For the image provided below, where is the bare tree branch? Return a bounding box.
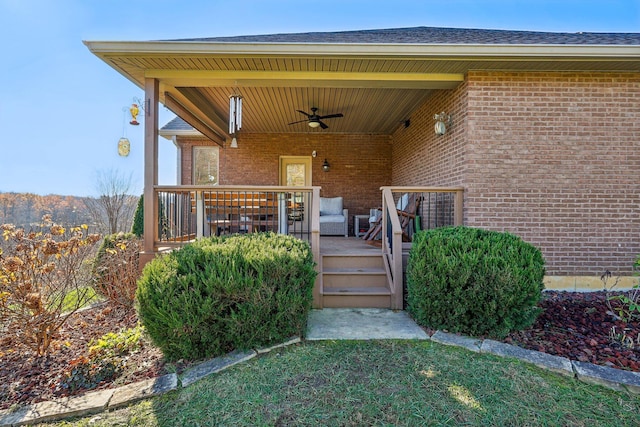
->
[84,170,139,235]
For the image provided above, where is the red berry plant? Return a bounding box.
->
[0,215,101,356]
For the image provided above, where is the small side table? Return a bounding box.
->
[354,214,370,238]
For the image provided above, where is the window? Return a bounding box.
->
[193,146,219,185]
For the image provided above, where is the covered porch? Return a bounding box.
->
[151,185,463,309]
[84,30,473,310]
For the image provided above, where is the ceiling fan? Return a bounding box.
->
[288,107,344,129]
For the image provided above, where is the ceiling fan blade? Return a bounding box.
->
[319,121,328,129]
[318,113,343,120]
[296,110,311,117]
[288,119,309,125]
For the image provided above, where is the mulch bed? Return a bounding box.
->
[0,304,167,411]
[504,290,640,371]
[1,291,639,411]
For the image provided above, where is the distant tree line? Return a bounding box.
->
[0,192,139,235]
[0,170,140,236]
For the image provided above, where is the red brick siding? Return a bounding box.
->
[392,80,468,186]
[391,71,640,276]
[178,133,392,233]
[465,71,640,275]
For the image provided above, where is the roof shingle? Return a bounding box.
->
[171,26,640,45]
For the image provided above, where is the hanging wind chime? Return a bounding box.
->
[229,93,242,148]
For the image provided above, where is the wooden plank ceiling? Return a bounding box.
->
[99,52,639,140]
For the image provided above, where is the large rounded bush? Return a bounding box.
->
[136,232,317,361]
[406,226,545,338]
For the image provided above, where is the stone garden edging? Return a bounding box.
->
[2,333,640,426]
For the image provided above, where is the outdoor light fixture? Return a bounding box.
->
[230,137,238,148]
[433,112,452,135]
[322,159,330,172]
[308,120,321,128]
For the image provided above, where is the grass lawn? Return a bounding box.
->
[44,340,640,426]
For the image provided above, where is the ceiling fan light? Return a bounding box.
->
[308,121,321,128]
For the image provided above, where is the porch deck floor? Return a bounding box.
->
[319,236,381,255]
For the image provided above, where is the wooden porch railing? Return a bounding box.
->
[380,186,464,309]
[152,185,319,241]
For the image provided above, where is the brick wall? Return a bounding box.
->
[392,80,468,186]
[178,133,392,234]
[465,71,640,275]
[392,71,640,276]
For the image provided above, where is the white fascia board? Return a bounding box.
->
[83,40,640,60]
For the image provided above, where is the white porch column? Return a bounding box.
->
[140,78,159,268]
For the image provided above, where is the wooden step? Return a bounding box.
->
[320,252,392,308]
[322,269,388,288]
[322,254,385,270]
[322,287,391,308]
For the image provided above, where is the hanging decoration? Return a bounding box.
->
[129,103,140,125]
[118,107,131,157]
[118,137,131,157]
[229,94,243,134]
[229,93,242,148]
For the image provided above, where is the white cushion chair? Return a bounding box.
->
[319,196,348,237]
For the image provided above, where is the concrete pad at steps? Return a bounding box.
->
[481,339,573,376]
[306,308,429,340]
[430,331,482,353]
[181,350,257,388]
[0,388,113,427]
[109,373,178,409]
[573,361,640,393]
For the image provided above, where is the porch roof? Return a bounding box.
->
[84,26,640,143]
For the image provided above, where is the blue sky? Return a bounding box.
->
[0,0,638,197]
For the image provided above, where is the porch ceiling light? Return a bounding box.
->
[308,120,321,128]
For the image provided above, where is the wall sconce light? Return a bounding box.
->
[433,112,452,135]
[312,150,317,158]
[322,159,330,172]
[230,136,238,148]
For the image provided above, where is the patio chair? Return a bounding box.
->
[319,196,348,237]
[363,193,420,242]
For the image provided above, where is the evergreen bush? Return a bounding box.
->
[136,232,317,361]
[406,226,545,338]
[131,195,143,237]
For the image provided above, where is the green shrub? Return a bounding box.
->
[136,232,317,361]
[131,195,144,237]
[92,233,142,308]
[62,325,144,392]
[406,226,545,339]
